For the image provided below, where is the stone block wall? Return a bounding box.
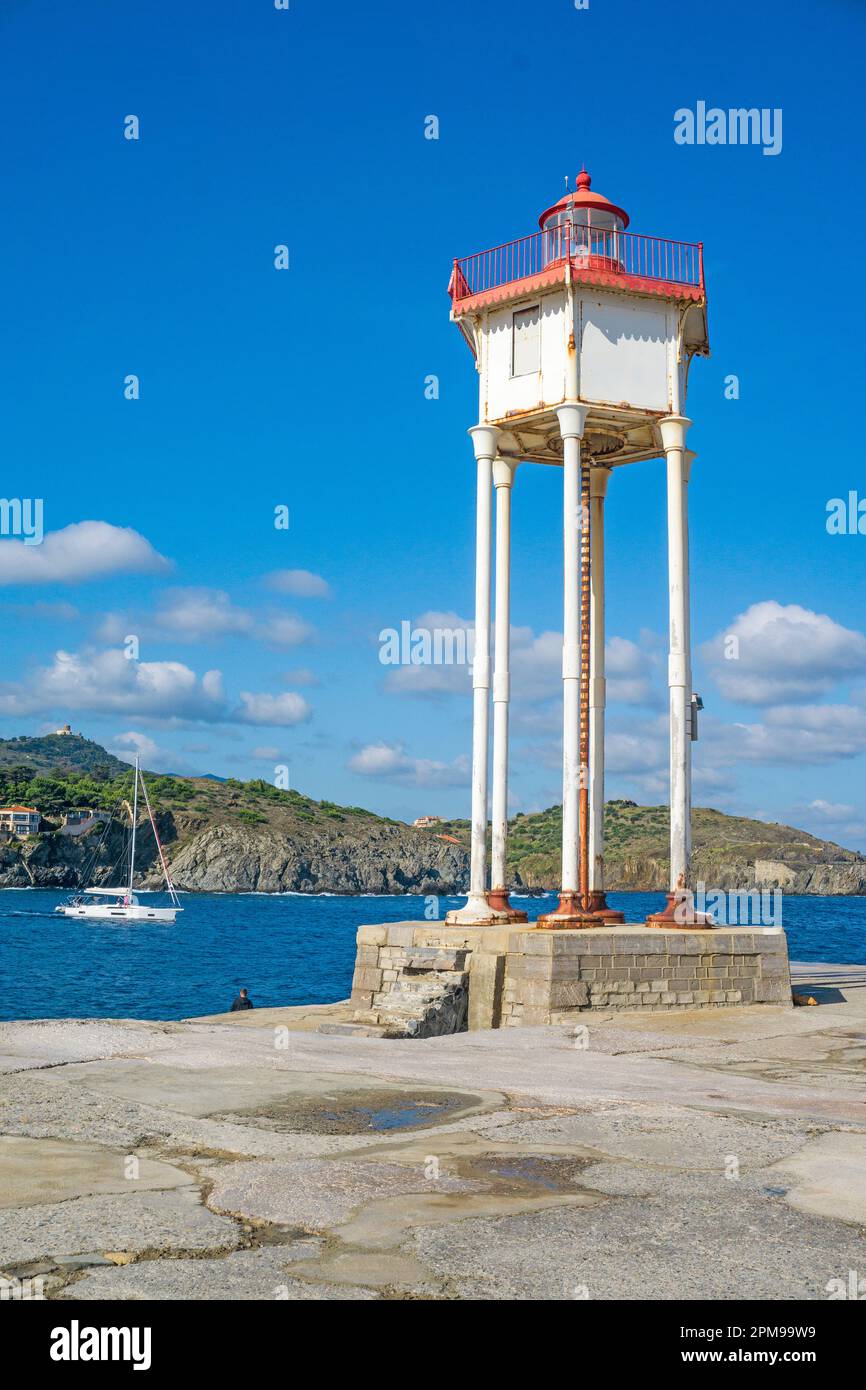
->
[348,922,792,1035]
[350,925,470,1036]
[501,928,790,1027]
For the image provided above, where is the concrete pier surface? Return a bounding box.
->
[1,959,865,1301]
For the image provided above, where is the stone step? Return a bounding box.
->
[405,948,469,972]
[318,1021,389,1038]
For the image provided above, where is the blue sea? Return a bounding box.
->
[0,889,864,1023]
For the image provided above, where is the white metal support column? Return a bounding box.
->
[659,415,692,902]
[588,466,610,897]
[446,424,506,925]
[682,447,696,873]
[488,457,525,919]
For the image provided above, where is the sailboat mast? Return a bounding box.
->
[138,764,180,907]
[128,755,139,900]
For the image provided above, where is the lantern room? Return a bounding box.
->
[539,168,629,271]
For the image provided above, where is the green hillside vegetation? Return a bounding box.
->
[0,735,862,892]
[436,798,864,889]
[0,735,396,838]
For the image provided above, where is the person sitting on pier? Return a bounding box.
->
[230,987,254,1012]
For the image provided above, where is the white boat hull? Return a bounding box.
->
[57,757,182,924]
[55,904,181,923]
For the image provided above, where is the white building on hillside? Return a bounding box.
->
[0,806,40,837]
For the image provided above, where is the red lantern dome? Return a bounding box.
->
[538,168,630,232]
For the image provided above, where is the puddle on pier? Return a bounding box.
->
[211,1088,477,1136]
[455,1153,594,1195]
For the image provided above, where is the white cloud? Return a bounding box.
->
[384,663,470,696]
[606,636,661,706]
[703,704,866,766]
[0,645,313,731]
[110,731,162,763]
[265,569,331,598]
[0,522,170,586]
[347,740,470,789]
[153,589,254,640]
[805,798,858,820]
[380,611,472,697]
[788,798,866,851]
[107,730,193,772]
[701,601,866,705]
[95,588,316,648]
[7,600,80,621]
[94,611,127,643]
[281,667,319,688]
[235,691,312,727]
[383,615,658,707]
[0,648,225,722]
[251,745,281,760]
[510,629,562,701]
[606,725,668,776]
[263,615,316,647]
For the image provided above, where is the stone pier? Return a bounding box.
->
[345,922,792,1037]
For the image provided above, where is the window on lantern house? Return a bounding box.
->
[541,209,623,266]
[512,304,540,376]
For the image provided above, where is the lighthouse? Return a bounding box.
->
[445,169,710,927]
[348,201,789,1029]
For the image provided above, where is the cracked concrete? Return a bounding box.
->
[0,959,864,1301]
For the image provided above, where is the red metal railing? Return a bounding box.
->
[450,223,704,303]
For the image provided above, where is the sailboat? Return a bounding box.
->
[55,757,183,923]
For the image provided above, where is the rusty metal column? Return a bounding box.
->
[537,402,599,929]
[588,465,624,923]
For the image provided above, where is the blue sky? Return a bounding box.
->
[1,0,866,848]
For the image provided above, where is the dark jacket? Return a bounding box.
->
[230,994,254,1011]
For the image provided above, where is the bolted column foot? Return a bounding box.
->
[445,894,513,926]
[586,890,625,924]
[645,876,715,929]
[485,888,528,923]
[536,891,606,930]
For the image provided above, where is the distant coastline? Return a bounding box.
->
[1,733,864,897]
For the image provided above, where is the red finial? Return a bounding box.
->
[576,168,591,190]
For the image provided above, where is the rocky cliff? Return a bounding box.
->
[0,806,470,896]
[161,820,468,895]
[3,801,865,896]
[0,733,863,896]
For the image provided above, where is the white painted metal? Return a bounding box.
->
[682,448,696,872]
[588,466,611,893]
[579,297,670,412]
[446,425,506,925]
[556,403,590,893]
[661,415,693,891]
[490,457,516,891]
[478,291,677,427]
